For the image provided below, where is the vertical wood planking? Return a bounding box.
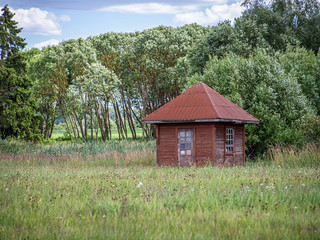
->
[243,125,245,165]
[156,125,159,165]
[211,124,215,166]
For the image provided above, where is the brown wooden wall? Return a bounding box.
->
[156,123,245,167]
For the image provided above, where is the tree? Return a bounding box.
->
[280,47,320,115]
[0,5,26,63]
[188,19,273,74]
[120,25,209,139]
[0,5,40,140]
[242,0,320,53]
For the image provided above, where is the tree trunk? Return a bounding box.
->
[113,102,122,140]
[95,102,106,141]
[90,106,93,141]
[49,116,55,139]
[72,106,84,139]
[102,101,109,140]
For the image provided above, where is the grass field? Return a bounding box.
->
[51,128,143,140]
[0,140,319,239]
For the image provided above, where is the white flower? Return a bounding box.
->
[5,188,8,191]
[137,182,143,188]
[103,215,106,218]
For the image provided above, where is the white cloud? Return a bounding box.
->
[11,7,70,35]
[174,2,244,25]
[59,15,71,22]
[33,39,61,49]
[100,3,198,14]
[200,0,230,4]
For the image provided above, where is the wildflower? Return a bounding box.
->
[5,188,8,191]
[137,182,143,188]
[294,206,298,209]
[38,198,43,205]
[267,213,270,217]
[103,215,106,218]
[275,200,281,206]
[302,183,305,186]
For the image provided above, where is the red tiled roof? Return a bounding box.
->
[143,82,259,124]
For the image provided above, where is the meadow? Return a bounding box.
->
[0,140,319,239]
[50,129,143,140]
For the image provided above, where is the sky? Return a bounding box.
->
[2,0,246,49]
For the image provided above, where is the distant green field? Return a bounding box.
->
[51,128,143,140]
[0,140,319,239]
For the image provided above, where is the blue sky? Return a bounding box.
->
[2,0,245,49]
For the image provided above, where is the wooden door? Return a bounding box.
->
[178,129,193,167]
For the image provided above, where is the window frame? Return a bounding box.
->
[226,128,234,153]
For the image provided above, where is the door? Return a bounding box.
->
[178,129,193,167]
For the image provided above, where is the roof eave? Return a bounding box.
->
[143,118,259,124]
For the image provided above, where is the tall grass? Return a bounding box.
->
[268,144,320,167]
[0,139,156,167]
[50,128,143,140]
[0,140,319,239]
[0,162,319,239]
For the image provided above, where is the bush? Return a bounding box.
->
[187,49,313,156]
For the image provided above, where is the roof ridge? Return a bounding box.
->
[200,82,218,119]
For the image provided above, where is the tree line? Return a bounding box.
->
[1,0,320,156]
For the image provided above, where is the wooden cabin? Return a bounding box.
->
[142,82,259,167]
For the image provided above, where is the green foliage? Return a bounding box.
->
[0,6,40,141]
[120,25,209,115]
[300,115,320,144]
[188,49,312,155]
[242,0,320,53]
[188,19,273,74]
[0,56,41,140]
[0,5,26,61]
[24,12,319,156]
[279,46,320,115]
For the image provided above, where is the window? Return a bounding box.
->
[179,130,192,156]
[226,128,234,153]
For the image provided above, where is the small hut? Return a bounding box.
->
[142,82,259,167]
